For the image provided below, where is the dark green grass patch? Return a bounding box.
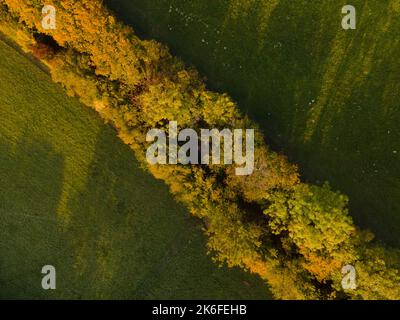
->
[105,0,400,247]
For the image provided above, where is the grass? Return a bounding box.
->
[105,0,400,247]
[0,38,272,299]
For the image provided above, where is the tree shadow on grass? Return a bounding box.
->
[0,135,64,299]
[62,126,272,299]
[104,0,400,247]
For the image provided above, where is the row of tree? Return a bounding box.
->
[1,0,398,299]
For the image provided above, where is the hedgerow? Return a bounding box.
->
[0,0,398,299]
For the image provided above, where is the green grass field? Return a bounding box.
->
[0,39,272,299]
[105,0,400,247]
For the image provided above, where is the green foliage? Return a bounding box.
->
[265,183,354,252]
[205,202,264,269]
[264,183,357,282]
[352,245,400,300]
[138,76,200,128]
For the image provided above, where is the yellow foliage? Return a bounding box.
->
[2,0,398,300]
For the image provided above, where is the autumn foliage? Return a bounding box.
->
[0,0,398,299]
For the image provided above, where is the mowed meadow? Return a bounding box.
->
[105,0,400,247]
[0,39,272,299]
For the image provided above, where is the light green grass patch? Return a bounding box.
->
[0,39,271,299]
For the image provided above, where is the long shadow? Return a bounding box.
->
[62,126,272,299]
[0,136,65,299]
[104,0,400,247]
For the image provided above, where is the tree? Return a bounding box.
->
[264,183,357,281]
